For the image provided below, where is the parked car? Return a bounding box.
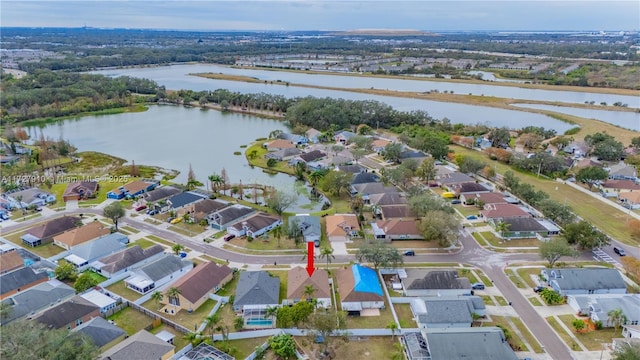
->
[451,199,461,204]
[166,217,175,223]
[403,250,415,256]
[135,205,147,211]
[170,217,183,224]
[471,282,485,290]
[146,209,157,216]
[534,286,545,293]
[179,251,187,258]
[613,247,626,256]
[466,215,477,220]
[34,207,43,212]
[223,234,235,241]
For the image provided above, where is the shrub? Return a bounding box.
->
[564,127,580,135]
[594,320,603,330]
[540,288,565,305]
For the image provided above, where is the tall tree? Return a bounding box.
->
[319,246,335,270]
[356,242,403,270]
[166,287,182,310]
[607,308,627,333]
[208,173,222,193]
[416,157,436,184]
[265,189,295,216]
[539,238,577,267]
[103,201,125,230]
[302,285,316,302]
[382,142,403,163]
[172,244,185,255]
[562,220,609,250]
[419,210,461,247]
[220,168,229,196]
[488,127,511,148]
[320,171,353,197]
[305,309,347,355]
[576,166,608,191]
[151,291,163,310]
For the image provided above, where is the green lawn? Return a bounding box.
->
[146,235,175,247]
[494,296,509,306]
[2,231,65,258]
[546,316,582,351]
[122,226,140,234]
[394,303,416,328]
[475,270,494,287]
[516,268,544,288]
[528,297,543,306]
[150,324,189,353]
[225,337,269,360]
[107,307,154,336]
[84,270,107,284]
[453,204,481,217]
[142,298,217,331]
[266,270,289,303]
[131,238,157,249]
[480,295,496,306]
[217,273,240,297]
[345,294,395,329]
[511,317,544,353]
[505,269,526,288]
[457,269,480,284]
[558,314,618,351]
[105,280,143,301]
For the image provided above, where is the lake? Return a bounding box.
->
[511,104,640,131]
[94,65,576,133]
[25,105,324,213]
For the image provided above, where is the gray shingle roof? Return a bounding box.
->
[234,271,280,308]
[98,329,174,360]
[68,233,128,262]
[138,255,192,282]
[168,191,207,209]
[351,172,379,185]
[35,295,99,329]
[93,245,164,275]
[1,280,74,324]
[298,150,326,163]
[142,186,182,202]
[208,204,255,226]
[549,268,626,291]
[289,215,321,243]
[414,296,485,325]
[406,270,471,290]
[0,267,49,296]
[24,216,80,239]
[74,317,126,347]
[423,328,518,360]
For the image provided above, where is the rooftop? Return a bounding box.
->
[168,262,233,303]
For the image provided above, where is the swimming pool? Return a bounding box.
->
[246,319,273,326]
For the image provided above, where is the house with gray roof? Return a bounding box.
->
[125,254,193,294]
[233,271,280,312]
[410,296,485,329]
[98,329,175,360]
[403,327,518,360]
[367,192,407,206]
[4,187,56,208]
[21,216,81,247]
[0,279,74,325]
[436,172,475,187]
[568,294,640,327]
[73,316,126,350]
[351,182,397,197]
[289,150,326,165]
[541,268,627,296]
[35,295,100,330]
[265,147,301,161]
[0,266,50,300]
[351,172,379,186]
[165,191,208,212]
[288,215,321,246]
[64,233,128,271]
[226,213,282,239]
[402,269,472,297]
[90,244,165,278]
[207,204,255,230]
[608,161,637,181]
[141,186,182,203]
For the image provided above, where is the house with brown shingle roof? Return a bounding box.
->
[21,216,81,247]
[325,214,361,242]
[286,267,331,308]
[461,192,507,206]
[378,204,416,220]
[53,221,110,250]
[265,139,296,152]
[63,181,99,201]
[371,219,423,242]
[107,180,157,200]
[619,192,640,209]
[0,251,24,274]
[335,264,384,315]
[161,262,233,313]
[480,204,530,220]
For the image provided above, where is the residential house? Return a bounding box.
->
[350,172,379,186]
[265,139,296,152]
[305,128,322,143]
[264,147,301,161]
[0,279,74,325]
[286,267,331,308]
[622,324,640,339]
[461,192,507,206]
[402,328,518,360]
[90,244,165,278]
[351,182,396,197]
[179,343,235,360]
[372,138,391,153]
[52,221,110,250]
[567,294,640,327]
[335,264,384,315]
[378,204,416,220]
[289,150,326,166]
[106,180,157,200]
[334,130,357,144]
[436,172,475,187]
[288,215,321,247]
[125,255,193,294]
[64,233,128,271]
[618,192,640,209]
[318,154,352,168]
[600,180,640,192]
[181,198,228,221]
[0,267,50,300]
[400,150,428,164]
[0,251,25,274]
[325,214,360,242]
[161,191,208,213]
[20,216,80,247]
[541,268,627,296]
[565,141,589,157]
[572,158,603,169]
[367,192,407,206]
[226,213,282,239]
[371,219,423,241]
[35,295,100,330]
[98,329,175,360]
[489,217,560,239]
[0,242,17,254]
[233,271,279,313]
[4,188,56,208]
[280,132,308,145]
[80,289,117,314]
[161,262,233,313]
[207,204,255,230]
[402,269,472,297]
[73,317,127,351]
[480,203,531,220]
[140,186,182,204]
[608,161,637,181]
[447,182,491,198]
[62,181,99,201]
[410,296,486,328]
[337,164,365,174]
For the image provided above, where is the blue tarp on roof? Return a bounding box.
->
[352,264,383,296]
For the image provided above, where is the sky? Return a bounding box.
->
[1,1,638,32]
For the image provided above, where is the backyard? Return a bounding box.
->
[106,307,154,335]
[105,280,143,301]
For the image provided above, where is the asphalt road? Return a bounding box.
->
[1,208,611,360]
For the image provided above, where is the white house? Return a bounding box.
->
[125,255,192,294]
[541,268,627,296]
[226,213,282,239]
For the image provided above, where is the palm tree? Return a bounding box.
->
[265,305,279,321]
[271,225,283,248]
[204,314,220,338]
[386,321,399,340]
[308,170,325,188]
[303,285,316,302]
[183,331,201,346]
[319,246,335,270]
[208,174,222,194]
[495,220,510,238]
[172,244,185,255]
[166,287,182,311]
[608,308,627,333]
[150,291,163,310]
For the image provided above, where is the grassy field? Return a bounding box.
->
[345,297,395,329]
[450,145,637,245]
[224,336,269,360]
[84,270,107,284]
[130,238,157,249]
[122,226,140,234]
[457,269,480,284]
[146,235,175,247]
[494,296,509,306]
[528,297,543,306]
[393,303,416,328]
[557,314,618,351]
[546,316,582,351]
[107,307,154,336]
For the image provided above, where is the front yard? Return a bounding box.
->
[557,314,618,351]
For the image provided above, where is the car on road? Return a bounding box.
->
[471,282,485,290]
[403,250,415,256]
[613,247,626,256]
[534,286,545,293]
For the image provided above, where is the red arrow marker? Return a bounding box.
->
[306,241,315,277]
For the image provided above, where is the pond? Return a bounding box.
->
[511,104,640,131]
